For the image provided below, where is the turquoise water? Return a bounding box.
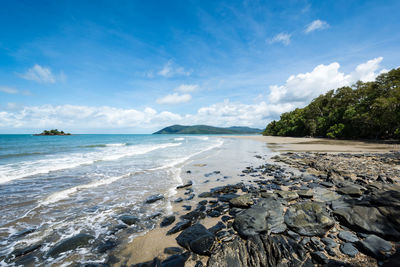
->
[0,134,224,265]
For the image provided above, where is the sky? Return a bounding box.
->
[1,0,400,133]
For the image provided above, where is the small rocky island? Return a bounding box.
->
[34,129,71,136]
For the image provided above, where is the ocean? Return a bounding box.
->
[0,134,225,266]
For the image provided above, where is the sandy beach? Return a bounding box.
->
[109,136,400,266]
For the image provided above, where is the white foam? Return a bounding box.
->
[0,142,181,184]
[105,143,127,147]
[174,137,185,141]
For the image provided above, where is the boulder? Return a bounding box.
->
[160,216,176,227]
[176,224,215,255]
[229,194,253,208]
[284,202,334,236]
[338,231,359,243]
[333,205,400,240]
[337,185,364,197]
[356,234,393,260]
[176,181,193,189]
[161,253,190,267]
[276,190,299,201]
[47,234,94,257]
[166,220,192,235]
[313,188,340,202]
[340,243,358,257]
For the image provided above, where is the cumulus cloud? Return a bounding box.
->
[269,33,291,46]
[305,19,329,33]
[19,64,57,83]
[156,93,192,105]
[267,57,385,105]
[158,60,191,77]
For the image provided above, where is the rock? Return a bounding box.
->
[181,210,205,223]
[207,235,306,267]
[338,231,359,243]
[297,189,313,198]
[176,224,215,255]
[337,185,364,197]
[313,187,340,202]
[182,205,191,211]
[119,215,140,226]
[310,251,328,264]
[161,216,176,227]
[161,253,190,267]
[287,230,301,241]
[340,243,358,257]
[166,220,192,235]
[131,258,161,267]
[145,194,164,204]
[198,200,208,205]
[284,202,334,236]
[276,190,299,201]
[207,210,221,217]
[356,234,393,260]
[218,194,239,202]
[47,234,94,257]
[97,239,117,253]
[11,243,42,258]
[164,247,184,255]
[177,180,193,189]
[320,182,334,188]
[208,222,226,234]
[229,194,253,208]
[186,194,195,200]
[233,198,286,238]
[174,197,183,203]
[333,205,400,240]
[321,237,337,248]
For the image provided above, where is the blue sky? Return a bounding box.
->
[1,0,400,133]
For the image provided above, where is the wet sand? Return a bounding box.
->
[230,135,399,152]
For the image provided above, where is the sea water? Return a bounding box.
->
[0,134,224,266]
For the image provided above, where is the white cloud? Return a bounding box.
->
[157,60,191,77]
[267,57,385,104]
[156,93,192,105]
[305,19,329,33]
[0,86,31,95]
[0,104,183,130]
[269,33,291,46]
[175,84,198,93]
[0,86,18,94]
[20,64,57,83]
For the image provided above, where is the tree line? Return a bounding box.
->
[263,67,400,139]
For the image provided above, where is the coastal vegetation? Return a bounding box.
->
[34,129,71,136]
[263,67,400,139]
[154,125,262,134]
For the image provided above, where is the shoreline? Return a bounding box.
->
[108,137,400,266]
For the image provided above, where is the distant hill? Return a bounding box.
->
[153,125,262,134]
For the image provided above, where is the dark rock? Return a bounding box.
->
[218,194,239,202]
[333,205,400,240]
[198,200,208,206]
[326,246,336,256]
[340,242,358,257]
[276,190,299,201]
[47,233,94,257]
[177,180,193,189]
[297,189,313,198]
[313,188,340,202]
[310,237,325,251]
[321,237,337,248]
[145,194,164,204]
[132,257,161,267]
[160,216,176,227]
[148,212,162,219]
[164,247,184,255]
[97,240,117,253]
[186,194,195,200]
[337,185,364,197]
[320,182,334,188]
[194,261,203,267]
[161,253,190,267]
[208,221,226,234]
[182,205,192,211]
[166,220,192,235]
[287,230,300,241]
[11,228,36,238]
[176,224,215,255]
[338,231,359,243]
[207,210,221,217]
[310,251,328,264]
[229,194,253,208]
[221,215,232,222]
[174,197,183,203]
[11,243,42,258]
[181,210,205,223]
[356,234,393,260]
[284,202,334,236]
[119,215,140,226]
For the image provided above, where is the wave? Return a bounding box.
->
[80,143,127,148]
[174,137,185,141]
[0,152,45,159]
[0,142,181,184]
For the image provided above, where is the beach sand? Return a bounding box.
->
[111,136,399,266]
